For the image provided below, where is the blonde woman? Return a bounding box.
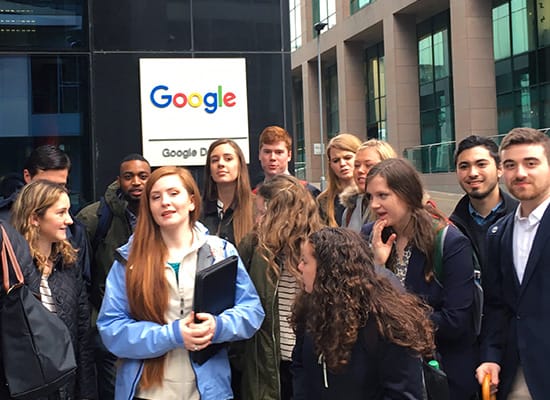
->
[11,180,95,400]
[317,133,362,227]
[237,174,324,400]
[341,139,397,231]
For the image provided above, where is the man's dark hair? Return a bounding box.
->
[454,135,500,166]
[119,153,149,166]
[24,145,71,177]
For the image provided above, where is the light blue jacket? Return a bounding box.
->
[97,224,265,400]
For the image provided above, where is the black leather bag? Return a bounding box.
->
[0,225,77,400]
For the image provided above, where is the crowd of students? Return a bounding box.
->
[0,125,549,400]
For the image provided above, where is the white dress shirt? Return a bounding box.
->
[512,196,550,284]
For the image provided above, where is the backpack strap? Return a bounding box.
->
[196,242,213,273]
[92,197,113,251]
[433,225,449,285]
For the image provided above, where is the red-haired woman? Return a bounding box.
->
[97,166,264,400]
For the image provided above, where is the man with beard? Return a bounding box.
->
[77,153,150,400]
[450,135,517,276]
[476,127,550,399]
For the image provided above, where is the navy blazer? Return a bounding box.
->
[362,223,479,400]
[481,204,550,399]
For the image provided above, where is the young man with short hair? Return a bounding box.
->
[450,135,517,274]
[255,125,320,197]
[76,153,151,400]
[476,127,550,399]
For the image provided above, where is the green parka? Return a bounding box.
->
[237,232,284,400]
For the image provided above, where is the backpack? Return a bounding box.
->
[91,197,113,252]
[433,225,484,336]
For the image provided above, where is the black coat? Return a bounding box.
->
[292,318,424,400]
[450,190,517,275]
[0,220,95,400]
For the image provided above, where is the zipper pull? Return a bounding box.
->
[318,353,328,388]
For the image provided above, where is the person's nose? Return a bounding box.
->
[131,175,141,186]
[65,213,73,225]
[297,261,304,273]
[370,197,379,209]
[515,164,527,179]
[469,166,479,178]
[161,192,171,206]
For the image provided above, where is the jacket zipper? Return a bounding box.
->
[318,354,328,388]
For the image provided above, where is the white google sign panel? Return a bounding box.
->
[139,58,249,166]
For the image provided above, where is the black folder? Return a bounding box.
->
[191,255,238,364]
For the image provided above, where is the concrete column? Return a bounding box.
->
[302,61,322,182]
[450,0,497,141]
[336,41,367,137]
[383,13,420,155]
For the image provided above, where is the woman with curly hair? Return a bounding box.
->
[292,227,434,399]
[341,138,397,231]
[361,158,479,400]
[317,133,362,227]
[11,180,96,400]
[200,139,254,246]
[237,174,324,400]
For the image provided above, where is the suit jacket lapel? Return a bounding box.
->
[499,217,520,291]
[518,205,550,297]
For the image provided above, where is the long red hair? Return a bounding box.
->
[126,166,201,389]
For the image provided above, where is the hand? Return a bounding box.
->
[370,219,396,266]
[179,312,216,352]
[476,362,500,393]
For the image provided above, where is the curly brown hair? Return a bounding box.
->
[257,174,323,283]
[291,227,435,373]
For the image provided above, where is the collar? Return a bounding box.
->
[514,195,550,225]
[468,199,503,226]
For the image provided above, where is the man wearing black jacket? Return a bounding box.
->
[450,135,517,275]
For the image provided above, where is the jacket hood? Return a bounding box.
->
[339,185,361,209]
[104,180,130,217]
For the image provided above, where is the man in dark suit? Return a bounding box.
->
[476,127,550,399]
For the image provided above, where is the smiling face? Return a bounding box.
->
[366,175,412,231]
[354,148,382,192]
[259,141,292,180]
[149,174,196,231]
[34,192,73,245]
[298,240,317,293]
[502,143,550,214]
[329,148,355,183]
[456,146,501,200]
[209,143,240,185]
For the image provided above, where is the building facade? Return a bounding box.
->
[290,0,549,191]
[0,0,292,206]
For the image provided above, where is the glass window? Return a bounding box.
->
[292,77,306,179]
[493,0,550,133]
[511,0,536,55]
[493,3,511,60]
[290,0,302,50]
[350,0,375,15]
[0,55,90,208]
[365,43,386,140]
[0,1,86,50]
[325,64,339,138]
[313,0,336,32]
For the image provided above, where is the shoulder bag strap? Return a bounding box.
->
[1,225,24,292]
